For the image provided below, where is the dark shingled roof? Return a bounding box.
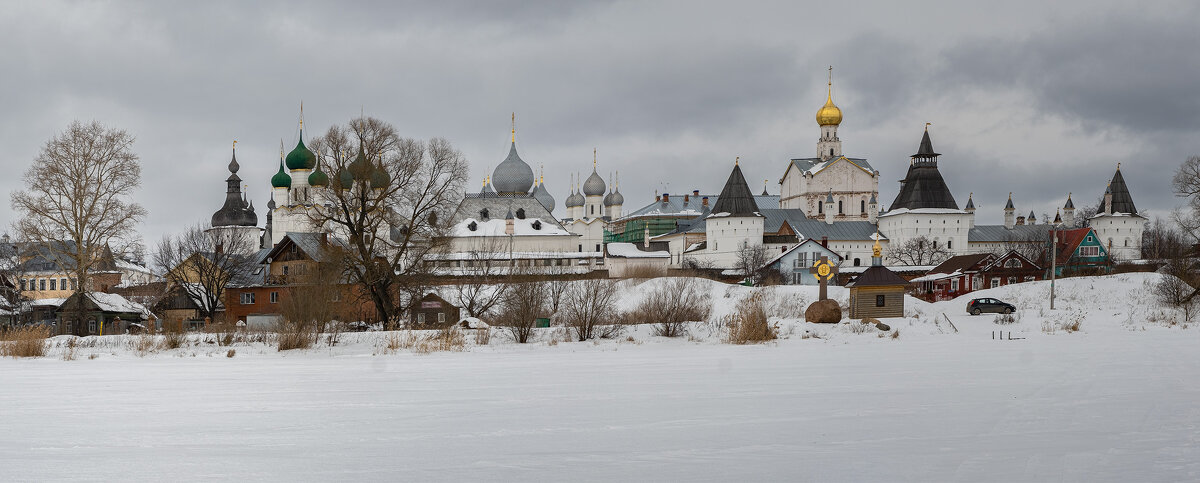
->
[888,130,958,211]
[1099,168,1138,215]
[710,164,760,216]
[846,265,909,287]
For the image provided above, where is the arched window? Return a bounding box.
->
[861,200,866,213]
[853,258,861,266]
[818,203,823,214]
[830,148,834,156]
[838,200,843,214]
[947,240,953,249]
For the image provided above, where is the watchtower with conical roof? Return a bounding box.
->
[705,159,766,269]
[1089,164,1147,260]
[877,125,973,258]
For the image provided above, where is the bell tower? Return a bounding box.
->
[815,66,843,161]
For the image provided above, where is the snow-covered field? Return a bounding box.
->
[2,273,1199,481]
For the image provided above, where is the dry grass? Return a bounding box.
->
[226,349,236,358]
[130,334,158,357]
[618,264,667,279]
[0,325,50,358]
[725,292,777,344]
[473,328,491,345]
[61,337,77,361]
[379,328,466,354]
[846,321,871,334]
[277,321,317,351]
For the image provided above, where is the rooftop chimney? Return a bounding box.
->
[662,193,670,203]
[693,189,700,197]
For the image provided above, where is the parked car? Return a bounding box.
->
[967,298,1016,315]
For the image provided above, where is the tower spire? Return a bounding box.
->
[593,148,597,169]
[827,65,833,98]
[299,101,304,132]
[511,112,515,143]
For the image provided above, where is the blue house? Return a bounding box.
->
[762,239,843,285]
[1049,227,1111,276]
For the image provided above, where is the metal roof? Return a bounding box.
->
[1099,168,1138,215]
[967,224,1054,242]
[789,156,877,175]
[711,164,759,215]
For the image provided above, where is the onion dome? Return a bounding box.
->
[492,142,535,196]
[308,162,329,187]
[337,169,354,190]
[285,135,317,170]
[565,185,583,207]
[350,146,372,181]
[532,177,555,212]
[370,162,390,190]
[582,169,606,196]
[609,188,624,206]
[816,67,842,126]
[271,159,291,188]
[213,146,258,227]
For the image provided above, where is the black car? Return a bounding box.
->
[967,298,1015,315]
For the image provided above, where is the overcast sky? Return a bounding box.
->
[2,0,1198,245]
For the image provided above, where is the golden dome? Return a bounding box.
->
[816,91,842,126]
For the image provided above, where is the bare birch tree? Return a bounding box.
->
[10,121,146,335]
[154,222,260,324]
[306,116,468,326]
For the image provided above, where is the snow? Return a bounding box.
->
[606,242,669,258]
[2,273,1199,481]
[86,292,151,317]
[880,207,969,216]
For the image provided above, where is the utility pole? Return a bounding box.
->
[1050,223,1059,310]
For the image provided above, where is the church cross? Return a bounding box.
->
[809,255,838,301]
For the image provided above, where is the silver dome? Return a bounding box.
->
[491,143,534,196]
[609,188,624,206]
[532,182,555,212]
[565,185,584,207]
[582,169,606,196]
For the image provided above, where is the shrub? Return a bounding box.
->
[226,349,236,358]
[415,327,466,354]
[277,320,317,351]
[0,325,50,358]
[993,313,1016,325]
[627,277,711,337]
[473,327,491,346]
[561,278,621,341]
[725,292,777,344]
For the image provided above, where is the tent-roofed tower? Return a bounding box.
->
[878,125,972,258]
[705,158,765,269]
[888,125,958,211]
[1090,164,1146,261]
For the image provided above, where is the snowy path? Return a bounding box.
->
[2,330,1198,482]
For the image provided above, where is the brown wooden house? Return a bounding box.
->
[911,250,1043,302]
[409,293,460,328]
[846,265,908,319]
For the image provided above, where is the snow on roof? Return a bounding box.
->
[427,251,603,261]
[839,264,935,274]
[86,292,151,316]
[451,218,573,237]
[607,242,670,258]
[879,207,969,217]
[910,271,959,283]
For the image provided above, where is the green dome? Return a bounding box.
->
[308,164,329,187]
[337,169,354,190]
[370,164,391,190]
[285,136,317,170]
[271,160,291,188]
[350,147,371,181]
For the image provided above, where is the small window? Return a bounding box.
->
[853,258,861,266]
[60,278,67,289]
[283,265,289,276]
[270,291,279,304]
[39,279,46,291]
[19,279,26,291]
[417,313,425,324]
[49,279,56,291]
[947,240,953,249]
[951,279,959,291]
[438,313,446,323]
[838,200,843,214]
[991,278,999,288]
[1087,235,1093,242]
[861,200,866,213]
[1007,276,1016,285]
[88,320,97,334]
[875,295,886,307]
[241,292,255,304]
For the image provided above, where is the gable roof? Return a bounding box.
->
[926,253,994,276]
[762,239,841,269]
[1051,227,1101,265]
[788,156,877,177]
[710,164,760,216]
[261,232,339,264]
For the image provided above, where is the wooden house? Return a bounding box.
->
[846,264,908,319]
[762,239,843,285]
[56,292,152,336]
[1049,227,1111,277]
[409,293,460,328]
[912,250,1043,301]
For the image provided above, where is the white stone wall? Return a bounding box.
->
[1089,215,1146,261]
[878,211,973,258]
[702,215,765,269]
[566,219,607,253]
[780,159,879,219]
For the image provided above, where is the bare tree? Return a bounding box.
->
[884,236,951,266]
[155,223,260,324]
[1142,217,1189,260]
[543,262,573,316]
[734,241,771,285]
[561,278,620,341]
[1073,203,1099,229]
[495,279,547,343]
[10,121,146,335]
[307,116,468,326]
[278,250,344,332]
[447,237,510,318]
[1155,257,1197,321]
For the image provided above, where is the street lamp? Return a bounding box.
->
[1051,209,1061,310]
